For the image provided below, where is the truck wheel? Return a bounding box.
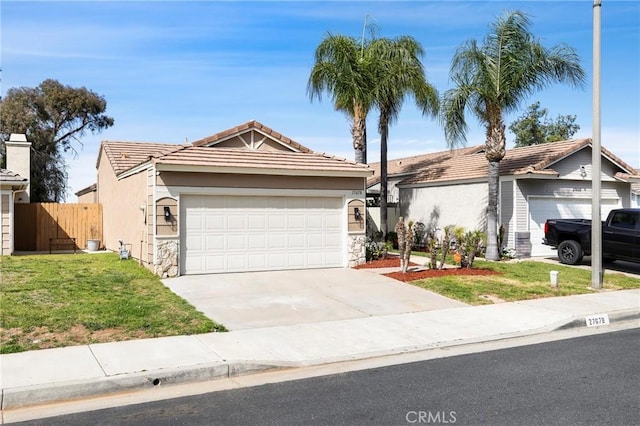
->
[557,240,583,265]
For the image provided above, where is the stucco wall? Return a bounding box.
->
[97,153,150,264]
[399,182,488,233]
[158,172,363,191]
[76,191,97,204]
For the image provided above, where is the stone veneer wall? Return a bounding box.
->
[348,234,366,267]
[155,239,179,278]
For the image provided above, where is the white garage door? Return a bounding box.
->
[529,197,620,256]
[181,195,344,274]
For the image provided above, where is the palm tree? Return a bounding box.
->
[307,34,376,164]
[441,10,585,260]
[370,36,439,236]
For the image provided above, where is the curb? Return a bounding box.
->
[2,308,638,411]
[1,362,281,410]
[553,308,640,331]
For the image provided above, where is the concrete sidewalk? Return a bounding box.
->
[1,289,638,410]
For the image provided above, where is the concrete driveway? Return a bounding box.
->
[162,268,468,330]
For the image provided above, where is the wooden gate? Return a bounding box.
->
[14,203,103,251]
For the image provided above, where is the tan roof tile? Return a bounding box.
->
[100,141,184,175]
[399,139,637,186]
[99,121,371,177]
[0,169,28,183]
[154,147,370,175]
[367,145,484,186]
[192,120,312,153]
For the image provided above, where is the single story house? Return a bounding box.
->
[368,139,640,257]
[0,134,31,255]
[75,183,97,203]
[96,121,372,277]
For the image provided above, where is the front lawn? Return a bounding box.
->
[409,259,640,305]
[0,253,225,354]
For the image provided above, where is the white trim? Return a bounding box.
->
[118,162,153,180]
[156,185,358,199]
[399,177,487,189]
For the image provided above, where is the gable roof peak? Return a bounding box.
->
[191,120,313,153]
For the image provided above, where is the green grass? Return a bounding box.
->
[0,253,225,354]
[409,259,640,305]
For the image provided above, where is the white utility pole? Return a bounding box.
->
[592,0,603,289]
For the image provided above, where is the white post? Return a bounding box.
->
[591,0,603,289]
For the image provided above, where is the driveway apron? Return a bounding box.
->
[162,268,467,330]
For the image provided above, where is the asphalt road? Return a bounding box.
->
[15,328,640,426]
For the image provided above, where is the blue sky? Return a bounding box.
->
[2,1,639,199]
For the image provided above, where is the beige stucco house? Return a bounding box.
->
[368,139,640,257]
[96,121,372,277]
[75,183,97,203]
[0,134,31,255]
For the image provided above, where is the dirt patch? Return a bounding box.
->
[354,255,501,283]
[1,325,156,352]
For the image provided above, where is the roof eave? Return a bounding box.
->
[154,163,373,178]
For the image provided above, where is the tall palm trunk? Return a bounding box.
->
[379,111,390,236]
[484,120,506,261]
[352,104,367,164]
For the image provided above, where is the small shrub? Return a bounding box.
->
[452,227,486,269]
[366,238,387,261]
[385,231,398,249]
[501,247,517,259]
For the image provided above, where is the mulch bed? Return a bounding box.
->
[354,256,501,283]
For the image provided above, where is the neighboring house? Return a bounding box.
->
[75,183,97,203]
[632,170,640,208]
[96,120,371,277]
[0,134,31,255]
[366,145,484,234]
[368,139,639,257]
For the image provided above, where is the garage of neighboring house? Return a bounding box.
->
[528,197,621,256]
[97,121,371,277]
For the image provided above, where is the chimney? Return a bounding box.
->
[6,133,32,202]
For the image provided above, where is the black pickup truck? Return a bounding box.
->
[543,208,640,265]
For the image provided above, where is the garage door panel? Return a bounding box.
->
[205,214,224,230]
[182,195,345,274]
[205,235,224,250]
[248,214,266,230]
[205,255,224,271]
[288,252,306,267]
[288,214,305,229]
[227,235,246,250]
[287,234,305,249]
[529,197,620,256]
[268,215,285,230]
[268,233,286,249]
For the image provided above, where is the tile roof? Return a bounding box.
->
[153,146,370,175]
[192,120,312,153]
[99,141,184,175]
[100,121,371,177]
[74,183,97,196]
[0,169,27,182]
[399,139,639,186]
[367,145,485,186]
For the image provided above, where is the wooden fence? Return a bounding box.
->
[14,203,103,251]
